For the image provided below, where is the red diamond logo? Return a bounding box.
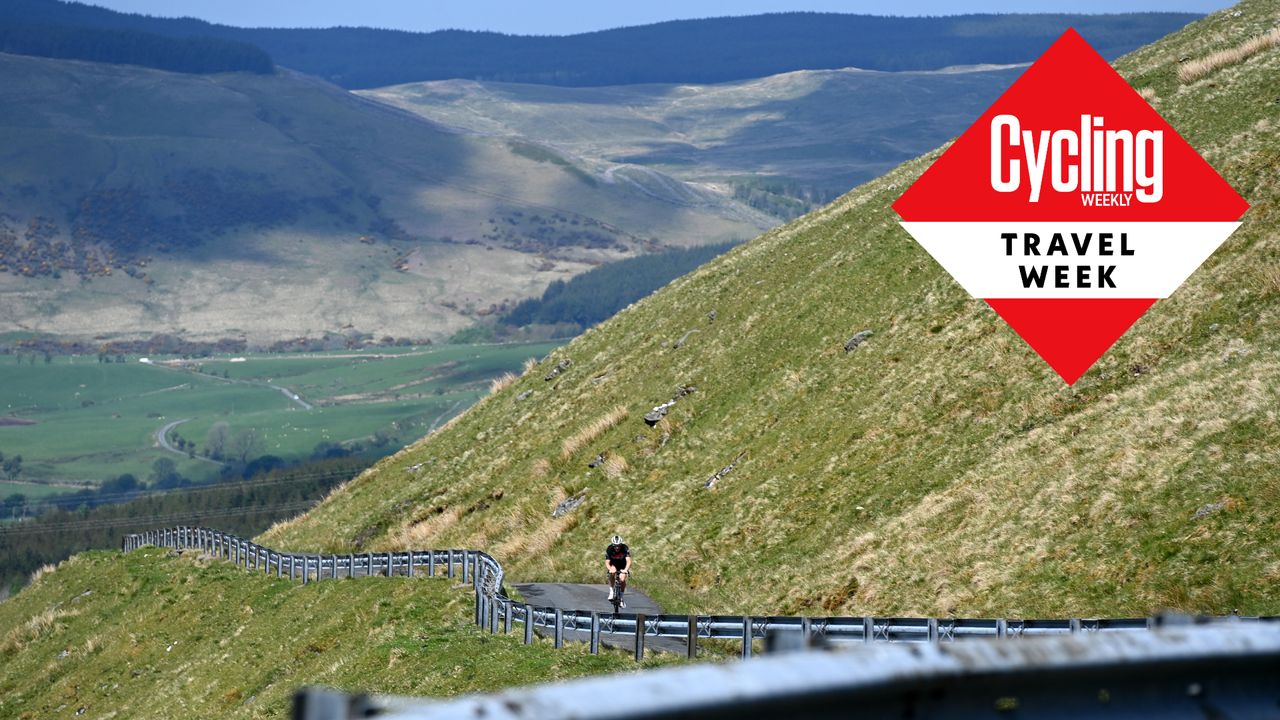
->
[893,29,1248,384]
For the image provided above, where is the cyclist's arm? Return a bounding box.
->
[623,555,632,573]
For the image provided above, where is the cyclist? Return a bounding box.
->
[604,534,631,607]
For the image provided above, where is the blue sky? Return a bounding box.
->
[84,1,1233,35]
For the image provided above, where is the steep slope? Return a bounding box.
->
[0,53,767,343]
[264,1,1280,619]
[365,64,1025,212]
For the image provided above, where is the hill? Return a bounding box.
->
[1,2,1276,715]
[364,64,1028,215]
[0,52,767,344]
[0,20,273,74]
[264,1,1280,620]
[2,0,1198,88]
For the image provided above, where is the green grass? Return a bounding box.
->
[265,0,1280,620]
[0,482,70,501]
[0,549,670,719]
[0,343,558,484]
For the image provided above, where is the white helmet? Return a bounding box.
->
[611,534,624,545]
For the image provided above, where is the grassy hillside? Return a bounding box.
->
[365,65,1026,210]
[264,1,1280,620]
[0,52,767,344]
[0,548,662,718]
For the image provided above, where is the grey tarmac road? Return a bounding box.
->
[512,582,688,654]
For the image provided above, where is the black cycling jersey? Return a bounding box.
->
[605,543,630,569]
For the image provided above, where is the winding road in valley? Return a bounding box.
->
[154,418,225,466]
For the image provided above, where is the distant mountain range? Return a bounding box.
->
[0,53,767,344]
[4,0,1197,87]
[0,2,1203,345]
[365,64,1027,213]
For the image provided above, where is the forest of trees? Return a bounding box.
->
[0,21,273,75]
[6,1,1196,88]
[500,242,737,333]
[0,455,369,596]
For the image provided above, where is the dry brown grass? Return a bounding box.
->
[602,453,629,479]
[1,607,79,655]
[388,507,463,548]
[489,372,517,395]
[521,357,539,376]
[1253,263,1280,298]
[1138,86,1158,102]
[1178,27,1280,83]
[28,563,57,585]
[560,405,629,459]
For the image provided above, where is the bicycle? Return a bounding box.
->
[609,570,627,614]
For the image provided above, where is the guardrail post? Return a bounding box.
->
[330,555,336,580]
[742,616,753,659]
[475,589,483,627]
[1070,618,1082,634]
[407,551,414,578]
[590,612,601,655]
[554,609,564,649]
[928,618,939,643]
[303,557,310,585]
[503,600,512,634]
[997,619,1008,638]
[448,550,456,579]
[635,613,647,662]
[464,553,473,586]
[863,617,874,643]
[800,616,812,647]
[428,551,436,577]
[233,540,239,566]
[687,615,698,659]
[489,600,499,634]
[524,605,534,645]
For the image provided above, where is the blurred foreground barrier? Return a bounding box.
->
[294,622,1280,719]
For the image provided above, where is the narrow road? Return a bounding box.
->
[513,582,688,654]
[154,418,225,465]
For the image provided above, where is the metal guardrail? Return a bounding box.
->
[295,622,1280,719]
[122,527,504,607]
[126,527,1279,663]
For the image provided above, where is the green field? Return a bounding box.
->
[0,342,559,488]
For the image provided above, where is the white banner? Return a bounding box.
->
[900,221,1241,298]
